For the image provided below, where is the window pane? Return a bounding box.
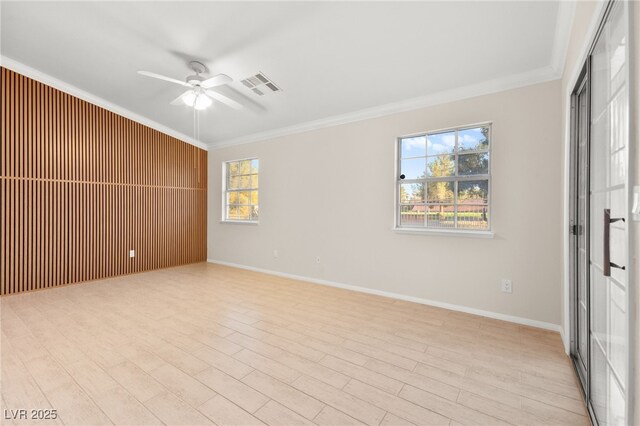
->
[251,174,259,189]
[250,191,259,205]
[227,161,240,176]
[400,205,424,227]
[458,153,489,175]
[427,131,455,155]
[458,127,489,152]
[401,158,425,179]
[227,203,257,221]
[240,160,252,174]
[427,155,455,177]
[426,181,454,203]
[426,205,455,228]
[228,176,240,189]
[250,159,259,174]
[227,192,239,204]
[239,175,251,189]
[400,136,427,158]
[400,183,424,204]
[251,205,259,221]
[458,180,489,204]
[227,205,250,220]
[457,205,489,230]
[236,205,251,219]
[234,191,250,205]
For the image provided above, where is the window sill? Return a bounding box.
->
[220,220,259,225]
[393,227,494,238]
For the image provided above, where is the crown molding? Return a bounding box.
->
[211,64,560,149]
[0,56,208,151]
[550,1,577,76]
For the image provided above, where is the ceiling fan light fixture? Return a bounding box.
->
[182,91,197,107]
[181,90,212,110]
[194,94,212,110]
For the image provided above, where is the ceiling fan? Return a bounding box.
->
[137,61,242,111]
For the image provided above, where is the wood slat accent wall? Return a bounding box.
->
[0,67,207,296]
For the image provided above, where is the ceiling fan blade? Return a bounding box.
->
[170,90,193,106]
[205,89,242,110]
[138,70,191,87]
[201,73,232,89]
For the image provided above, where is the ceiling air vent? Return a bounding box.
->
[241,72,281,96]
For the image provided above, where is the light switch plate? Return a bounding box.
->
[129,250,135,258]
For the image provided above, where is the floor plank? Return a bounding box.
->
[313,405,366,426]
[198,394,266,426]
[195,366,270,413]
[254,400,315,426]
[148,362,216,407]
[343,380,449,426]
[241,370,325,420]
[144,391,213,425]
[291,375,386,425]
[106,360,166,403]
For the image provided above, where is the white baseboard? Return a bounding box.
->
[559,327,570,355]
[206,259,562,333]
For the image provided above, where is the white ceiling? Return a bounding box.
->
[1,2,568,148]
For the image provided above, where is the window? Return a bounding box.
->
[223,158,259,222]
[397,124,490,232]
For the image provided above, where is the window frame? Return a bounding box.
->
[221,157,259,224]
[394,122,493,237]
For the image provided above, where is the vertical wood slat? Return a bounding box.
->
[0,67,208,296]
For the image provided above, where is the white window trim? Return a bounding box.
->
[220,220,259,225]
[393,122,493,236]
[392,227,494,238]
[221,157,259,224]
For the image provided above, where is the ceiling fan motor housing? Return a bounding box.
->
[187,61,207,85]
[186,74,203,85]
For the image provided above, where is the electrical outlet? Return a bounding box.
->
[129,250,135,258]
[273,249,279,258]
[315,256,321,264]
[501,279,512,293]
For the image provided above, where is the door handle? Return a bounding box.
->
[603,208,625,277]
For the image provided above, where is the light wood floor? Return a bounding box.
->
[1,263,588,426]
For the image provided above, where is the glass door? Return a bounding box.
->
[572,67,590,390]
[570,2,630,425]
[589,1,628,424]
